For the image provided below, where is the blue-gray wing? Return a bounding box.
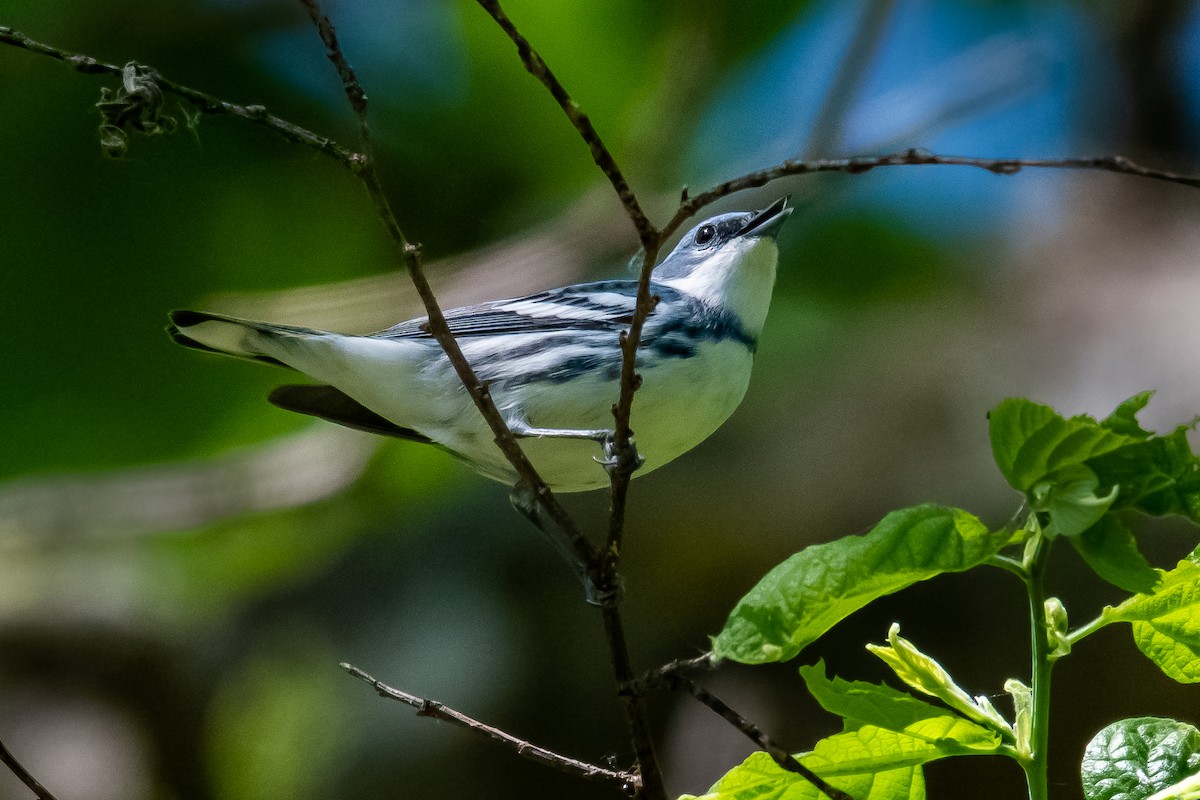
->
[373,280,672,340]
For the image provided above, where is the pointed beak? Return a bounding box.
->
[738,196,792,239]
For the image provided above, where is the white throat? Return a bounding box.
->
[658,237,780,336]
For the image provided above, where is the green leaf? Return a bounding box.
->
[1103,392,1156,439]
[712,505,1008,664]
[799,662,1005,753]
[1082,717,1200,800]
[1087,426,1200,521]
[1147,769,1200,800]
[679,745,925,800]
[1131,619,1200,684]
[989,398,1138,492]
[989,395,1200,526]
[1029,464,1119,538]
[1070,516,1160,595]
[1104,555,1200,683]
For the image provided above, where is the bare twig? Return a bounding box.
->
[0,738,58,800]
[468,5,669,796]
[468,0,669,598]
[628,652,716,697]
[0,26,360,168]
[665,675,853,800]
[341,663,638,794]
[294,0,599,576]
[663,148,1200,239]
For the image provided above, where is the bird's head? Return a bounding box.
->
[653,196,792,335]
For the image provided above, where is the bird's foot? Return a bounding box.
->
[506,415,643,477]
[595,432,645,479]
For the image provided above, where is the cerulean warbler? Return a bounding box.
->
[168,197,792,494]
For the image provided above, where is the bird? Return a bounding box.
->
[168,197,792,501]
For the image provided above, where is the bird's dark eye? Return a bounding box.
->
[694,225,716,245]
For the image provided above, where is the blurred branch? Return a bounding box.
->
[852,34,1051,153]
[0,427,375,543]
[664,674,851,800]
[341,663,638,795]
[0,25,359,167]
[803,0,897,158]
[0,738,58,800]
[204,185,632,332]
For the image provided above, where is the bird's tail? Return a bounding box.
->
[166,310,327,369]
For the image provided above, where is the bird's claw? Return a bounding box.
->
[584,572,625,608]
[593,433,645,478]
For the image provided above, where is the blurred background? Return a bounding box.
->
[2,0,1199,798]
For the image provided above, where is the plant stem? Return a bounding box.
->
[1020,532,1055,800]
[1065,612,1112,648]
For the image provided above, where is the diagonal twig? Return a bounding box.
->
[469,0,660,577]
[665,675,853,800]
[0,738,58,800]
[294,0,599,577]
[0,25,359,168]
[342,663,638,794]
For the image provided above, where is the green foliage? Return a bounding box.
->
[1070,515,1160,595]
[799,661,1006,755]
[865,625,1013,737]
[711,504,1007,664]
[679,748,924,800]
[700,393,1200,800]
[1081,718,1200,800]
[1103,550,1200,684]
[990,394,1200,530]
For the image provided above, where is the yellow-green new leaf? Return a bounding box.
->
[1103,553,1200,683]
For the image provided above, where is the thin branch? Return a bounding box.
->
[472,0,655,247]
[664,148,1200,239]
[0,738,58,800]
[468,5,668,796]
[295,0,599,576]
[628,652,716,697]
[0,25,360,168]
[342,663,638,794]
[665,675,853,800]
[469,2,668,604]
[599,605,663,799]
